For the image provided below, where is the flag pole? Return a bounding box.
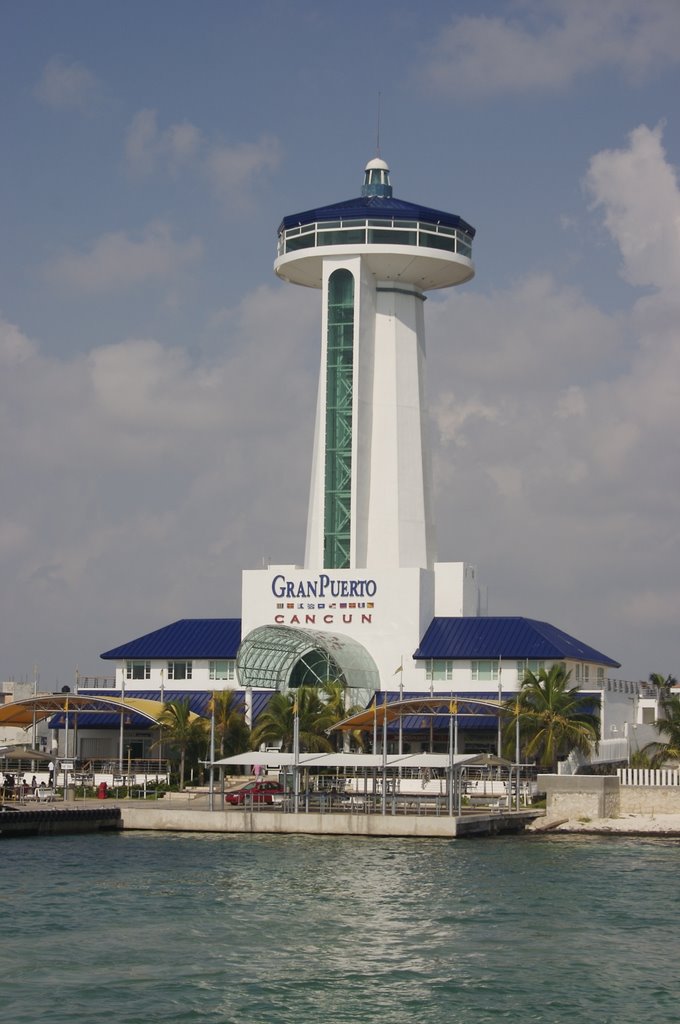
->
[397,656,404,757]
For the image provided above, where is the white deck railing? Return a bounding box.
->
[558,738,629,775]
[617,768,680,787]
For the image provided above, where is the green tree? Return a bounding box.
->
[648,672,678,693]
[250,691,294,751]
[208,689,250,758]
[321,679,365,751]
[321,680,349,721]
[503,664,600,771]
[251,687,336,753]
[157,698,208,790]
[629,748,653,769]
[641,693,680,767]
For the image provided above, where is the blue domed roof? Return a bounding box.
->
[279,194,475,238]
[279,158,475,237]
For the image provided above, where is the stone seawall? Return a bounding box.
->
[542,775,680,820]
[619,786,680,816]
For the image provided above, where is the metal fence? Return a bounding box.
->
[617,768,680,787]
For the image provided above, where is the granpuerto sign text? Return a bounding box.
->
[271,574,377,600]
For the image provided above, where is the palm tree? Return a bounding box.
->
[321,679,365,751]
[157,698,208,790]
[649,672,678,693]
[251,687,336,753]
[251,691,295,751]
[321,680,349,722]
[208,690,250,758]
[504,664,600,771]
[296,686,336,751]
[641,693,680,767]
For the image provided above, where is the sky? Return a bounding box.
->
[1,0,679,689]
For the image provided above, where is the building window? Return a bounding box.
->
[583,664,590,683]
[516,660,545,679]
[167,661,192,681]
[209,660,235,681]
[427,660,453,681]
[472,660,499,682]
[126,660,150,680]
[597,667,604,683]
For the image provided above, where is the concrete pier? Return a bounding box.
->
[118,803,539,838]
[2,797,540,839]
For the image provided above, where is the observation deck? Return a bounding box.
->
[275,158,475,291]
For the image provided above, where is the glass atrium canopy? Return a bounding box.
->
[236,625,380,694]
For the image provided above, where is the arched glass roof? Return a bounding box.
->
[236,625,380,694]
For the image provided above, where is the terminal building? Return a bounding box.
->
[70,157,650,766]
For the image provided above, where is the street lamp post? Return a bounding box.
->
[209,693,216,812]
[381,699,388,815]
[515,702,521,810]
[119,670,126,776]
[293,700,300,814]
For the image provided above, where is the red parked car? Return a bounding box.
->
[225,780,284,805]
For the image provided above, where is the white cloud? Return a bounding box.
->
[124,109,159,175]
[34,56,99,111]
[124,109,280,212]
[125,109,202,177]
[166,121,202,165]
[585,123,680,293]
[0,316,37,366]
[419,1,680,97]
[47,221,203,293]
[427,273,619,394]
[204,136,282,211]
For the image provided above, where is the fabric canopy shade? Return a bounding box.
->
[330,695,512,732]
[0,745,54,762]
[211,750,512,770]
[0,694,197,728]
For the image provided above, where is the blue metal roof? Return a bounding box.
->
[52,688,273,730]
[413,617,620,668]
[279,195,475,237]
[100,619,241,661]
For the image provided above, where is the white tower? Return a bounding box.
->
[275,157,475,572]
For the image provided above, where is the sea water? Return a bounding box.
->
[2,831,677,1024]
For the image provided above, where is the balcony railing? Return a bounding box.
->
[278,217,473,260]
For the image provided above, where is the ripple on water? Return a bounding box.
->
[3,831,679,1023]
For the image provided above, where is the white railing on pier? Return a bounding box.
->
[618,768,680,787]
[593,738,630,764]
[557,737,629,775]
